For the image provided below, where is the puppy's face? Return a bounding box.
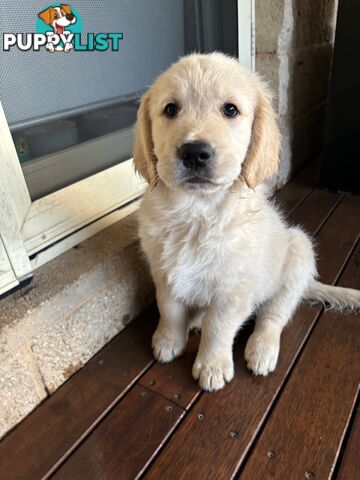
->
[134,53,280,192]
[38,5,76,34]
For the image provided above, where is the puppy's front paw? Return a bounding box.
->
[152,328,186,363]
[245,331,280,376]
[192,355,234,391]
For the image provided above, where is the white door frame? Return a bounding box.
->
[238,0,255,71]
[0,101,146,295]
[0,236,19,295]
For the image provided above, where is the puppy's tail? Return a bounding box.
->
[304,280,360,312]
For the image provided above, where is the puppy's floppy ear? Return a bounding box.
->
[61,4,72,15]
[38,7,53,25]
[133,91,158,187]
[241,82,281,188]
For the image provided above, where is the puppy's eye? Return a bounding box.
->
[164,103,180,118]
[223,103,239,118]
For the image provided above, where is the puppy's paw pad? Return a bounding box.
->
[192,358,234,391]
[245,332,279,376]
[152,331,186,363]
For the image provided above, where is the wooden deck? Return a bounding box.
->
[0,161,359,480]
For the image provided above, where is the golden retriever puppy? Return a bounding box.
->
[133,52,360,391]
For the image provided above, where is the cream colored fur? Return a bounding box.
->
[133,53,360,391]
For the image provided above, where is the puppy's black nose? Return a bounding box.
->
[179,141,214,169]
[66,13,74,21]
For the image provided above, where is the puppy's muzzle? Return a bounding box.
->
[178,141,214,170]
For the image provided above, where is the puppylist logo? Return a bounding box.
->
[3,4,123,53]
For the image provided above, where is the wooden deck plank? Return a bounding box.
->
[52,385,185,480]
[140,189,342,409]
[316,195,360,283]
[144,196,359,480]
[288,188,342,235]
[275,159,321,215]
[336,406,360,480]
[139,332,201,410]
[240,241,360,480]
[0,307,157,480]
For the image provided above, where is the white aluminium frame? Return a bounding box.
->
[238,0,255,71]
[0,100,146,295]
[0,0,254,296]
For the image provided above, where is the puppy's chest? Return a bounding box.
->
[150,218,243,306]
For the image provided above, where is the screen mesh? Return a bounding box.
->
[0,0,185,129]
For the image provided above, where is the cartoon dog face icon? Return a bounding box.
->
[38,4,77,52]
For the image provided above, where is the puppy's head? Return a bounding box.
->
[38,4,76,32]
[133,53,280,192]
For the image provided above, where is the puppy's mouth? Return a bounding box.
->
[181,175,224,192]
[185,175,216,185]
[56,25,65,34]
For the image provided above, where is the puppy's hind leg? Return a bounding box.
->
[245,228,316,376]
[64,42,73,53]
[187,306,207,333]
[45,43,55,52]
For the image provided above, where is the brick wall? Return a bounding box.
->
[256,0,338,187]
